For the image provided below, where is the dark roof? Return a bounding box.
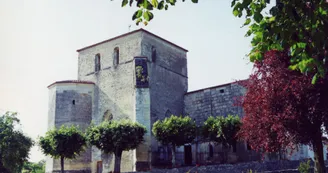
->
[47,80,95,88]
[185,79,248,95]
[76,28,188,52]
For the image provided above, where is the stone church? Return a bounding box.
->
[46,29,261,173]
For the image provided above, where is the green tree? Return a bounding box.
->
[38,125,86,173]
[121,0,328,82]
[86,119,147,173]
[205,115,242,146]
[152,115,196,167]
[22,160,45,173]
[231,0,328,83]
[0,112,33,173]
[202,115,241,162]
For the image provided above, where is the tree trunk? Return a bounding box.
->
[195,141,199,164]
[171,144,176,168]
[114,150,122,173]
[61,156,64,173]
[0,158,8,173]
[313,134,326,173]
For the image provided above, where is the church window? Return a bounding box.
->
[95,54,101,72]
[72,100,75,105]
[113,47,119,66]
[151,46,156,62]
[232,143,237,152]
[165,109,172,117]
[209,144,214,157]
[247,142,252,151]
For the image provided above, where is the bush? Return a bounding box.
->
[298,159,311,173]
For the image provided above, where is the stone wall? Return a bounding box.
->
[140,31,188,165]
[126,160,315,173]
[78,32,142,172]
[184,82,245,125]
[46,86,56,173]
[46,83,94,173]
[135,57,152,171]
[183,82,260,163]
[76,29,189,172]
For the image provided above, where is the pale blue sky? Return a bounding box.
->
[0,0,254,162]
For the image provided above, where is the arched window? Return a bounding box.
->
[151,46,156,62]
[113,47,119,66]
[165,109,172,117]
[95,54,101,72]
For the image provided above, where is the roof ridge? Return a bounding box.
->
[77,28,188,52]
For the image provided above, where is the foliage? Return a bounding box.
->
[22,160,45,173]
[202,115,241,163]
[86,119,147,154]
[152,115,196,147]
[239,50,328,172]
[246,169,257,173]
[152,115,196,167]
[0,112,34,173]
[120,0,198,25]
[39,125,86,173]
[202,115,241,147]
[86,119,147,173]
[298,159,311,173]
[231,0,328,82]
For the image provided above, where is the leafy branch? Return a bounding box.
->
[121,0,198,25]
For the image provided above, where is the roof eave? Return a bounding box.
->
[76,28,188,53]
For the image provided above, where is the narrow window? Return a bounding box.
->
[151,46,156,62]
[113,47,119,66]
[209,144,214,157]
[247,142,252,151]
[72,100,75,105]
[232,143,237,153]
[95,54,101,72]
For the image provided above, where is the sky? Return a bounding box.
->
[0,0,255,162]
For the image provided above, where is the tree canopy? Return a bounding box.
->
[202,115,241,147]
[0,112,34,173]
[232,0,328,83]
[39,125,86,173]
[152,115,196,167]
[239,50,328,173]
[202,115,241,163]
[86,119,147,173]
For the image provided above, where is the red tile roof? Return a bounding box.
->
[76,28,188,52]
[47,80,95,88]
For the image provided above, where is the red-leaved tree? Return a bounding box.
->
[239,50,328,173]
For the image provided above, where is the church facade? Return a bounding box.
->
[46,29,287,173]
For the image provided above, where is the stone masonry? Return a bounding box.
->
[46,29,257,173]
[184,82,246,125]
[46,81,94,173]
